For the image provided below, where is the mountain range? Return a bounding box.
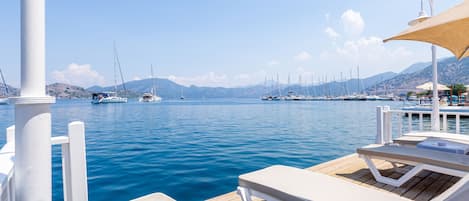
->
[368,57,469,95]
[3,56,469,99]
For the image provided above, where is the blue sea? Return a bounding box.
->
[0,99,405,201]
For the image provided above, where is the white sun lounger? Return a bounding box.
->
[237,165,411,201]
[394,132,469,146]
[357,144,469,200]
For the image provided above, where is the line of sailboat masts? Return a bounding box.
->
[262,68,392,99]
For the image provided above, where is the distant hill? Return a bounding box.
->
[366,57,469,96]
[1,83,86,98]
[6,57,467,99]
[46,83,90,98]
[87,78,267,99]
[83,71,397,99]
[399,61,431,75]
[275,71,398,97]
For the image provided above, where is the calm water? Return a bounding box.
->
[0,99,405,201]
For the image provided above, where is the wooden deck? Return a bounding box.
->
[206,153,460,201]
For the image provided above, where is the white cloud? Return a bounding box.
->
[267,60,279,66]
[294,51,312,61]
[335,36,384,61]
[133,76,142,81]
[341,9,365,37]
[51,63,105,87]
[319,36,417,76]
[324,27,340,40]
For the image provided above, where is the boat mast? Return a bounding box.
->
[151,64,155,96]
[270,75,274,97]
[113,43,117,94]
[357,65,360,95]
[325,75,328,97]
[311,74,315,97]
[341,72,345,96]
[0,68,8,95]
[113,42,127,95]
[276,73,281,97]
[298,75,302,96]
[349,68,353,95]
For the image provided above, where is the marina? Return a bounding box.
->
[1,0,469,200]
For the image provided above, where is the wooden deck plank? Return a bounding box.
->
[206,153,459,201]
[432,176,461,200]
[414,174,453,201]
[402,172,441,200]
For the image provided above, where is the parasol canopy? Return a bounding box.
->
[416,82,450,90]
[384,0,469,59]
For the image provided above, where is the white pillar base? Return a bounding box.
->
[10,96,55,201]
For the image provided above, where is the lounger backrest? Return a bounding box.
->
[357,145,469,172]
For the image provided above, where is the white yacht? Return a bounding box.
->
[139,92,162,102]
[92,42,128,104]
[139,65,162,103]
[92,92,128,104]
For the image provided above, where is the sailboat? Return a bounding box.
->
[91,42,128,104]
[139,65,162,102]
[180,87,185,100]
[0,69,9,105]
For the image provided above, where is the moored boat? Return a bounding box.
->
[92,92,127,104]
[92,42,128,104]
[139,93,162,102]
[139,65,162,103]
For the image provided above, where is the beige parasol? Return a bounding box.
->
[384,0,469,59]
[416,82,450,90]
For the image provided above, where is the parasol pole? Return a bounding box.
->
[429,0,440,131]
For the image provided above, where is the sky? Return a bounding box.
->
[0,0,463,88]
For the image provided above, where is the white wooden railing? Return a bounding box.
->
[376,106,469,144]
[0,122,88,201]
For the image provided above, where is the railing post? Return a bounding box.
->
[443,113,447,132]
[376,106,384,144]
[6,125,15,143]
[397,112,403,137]
[419,113,423,131]
[5,125,15,201]
[408,112,413,133]
[456,114,461,134]
[383,106,392,144]
[62,121,88,201]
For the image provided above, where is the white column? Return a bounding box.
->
[431,45,440,131]
[11,0,56,200]
[429,0,440,131]
[21,0,46,97]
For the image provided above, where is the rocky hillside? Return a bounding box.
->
[46,83,90,99]
[366,57,469,96]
